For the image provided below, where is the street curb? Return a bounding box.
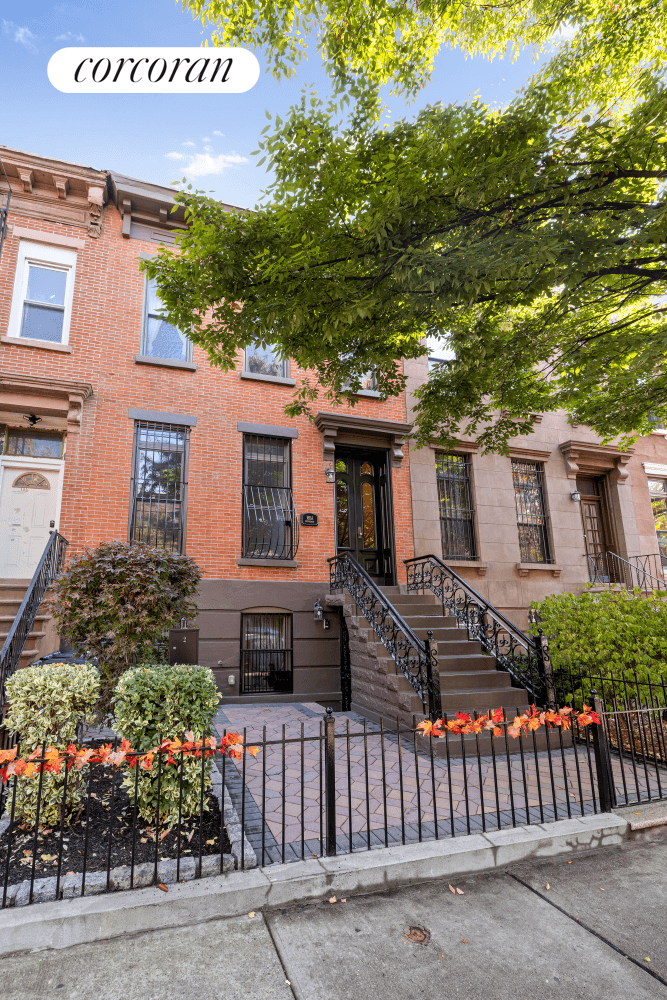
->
[0,811,628,959]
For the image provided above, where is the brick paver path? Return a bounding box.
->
[215,703,666,865]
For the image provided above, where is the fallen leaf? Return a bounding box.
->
[600,888,605,891]
[545,883,550,890]
[645,957,651,962]
[461,938,467,944]
[186,829,195,843]
[157,883,168,892]
[41,854,57,861]
[456,888,464,895]
[568,861,572,864]
[341,898,347,903]
[159,828,170,841]
[248,911,255,918]
[286,981,291,986]
[448,884,455,894]
[329,896,337,903]
[140,837,148,844]
[206,839,215,845]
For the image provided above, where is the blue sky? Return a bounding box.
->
[2,0,550,209]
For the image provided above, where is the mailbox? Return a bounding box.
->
[168,626,199,665]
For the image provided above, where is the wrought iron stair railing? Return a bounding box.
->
[328,552,441,719]
[404,553,553,704]
[0,531,68,729]
[587,550,666,595]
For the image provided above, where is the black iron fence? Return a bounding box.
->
[2,699,664,908]
[0,530,68,747]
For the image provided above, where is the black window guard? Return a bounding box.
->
[129,421,189,553]
[435,453,476,560]
[242,434,299,560]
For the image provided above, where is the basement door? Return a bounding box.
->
[334,448,396,585]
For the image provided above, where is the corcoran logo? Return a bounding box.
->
[47,47,260,94]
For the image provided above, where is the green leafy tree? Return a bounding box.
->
[50,541,201,719]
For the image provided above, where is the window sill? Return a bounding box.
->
[240,371,296,387]
[444,559,488,577]
[1,335,72,353]
[516,562,562,579]
[237,557,298,568]
[134,354,197,371]
[349,388,381,398]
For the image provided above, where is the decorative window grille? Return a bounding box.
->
[242,434,299,559]
[240,613,293,693]
[129,421,189,552]
[142,277,192,363]
[435,453,477,560]
[511,459,552,564]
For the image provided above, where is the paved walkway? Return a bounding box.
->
[215,704,666,866]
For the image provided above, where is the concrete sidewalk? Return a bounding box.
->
[2,832,665,1000]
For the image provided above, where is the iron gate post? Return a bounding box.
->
[535,629,557,709]
[425,630,441,722]
[591,694,616,812]
[324,708,337,856]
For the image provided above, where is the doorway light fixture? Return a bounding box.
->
[570,490,581,503]
[313,599,324,622]
[23,414,42,426]
[325,464,335,484]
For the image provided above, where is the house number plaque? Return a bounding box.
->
[300,512,318,526]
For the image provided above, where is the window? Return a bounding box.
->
[142,277,191,362]
[7,241,76,344]
[129,421,189,552]
[435,453,476,560]
[242,434,298,559]
[4,428,64,458]
[240,613,293,693]
[512,459,552,563]
[244,342,289,379]
[648,477,667,564]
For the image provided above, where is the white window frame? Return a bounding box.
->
[141,275,193,363]
[243,342,290,380]
[6,241,77,346]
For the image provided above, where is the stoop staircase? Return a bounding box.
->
[338,586,531,728]
[0,580,58,669]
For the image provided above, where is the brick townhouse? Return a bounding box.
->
[2,144,667,718]
[0,145,413,705]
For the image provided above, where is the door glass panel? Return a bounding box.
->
[336,477,350,547]
[360,462,373,476]
[335,459,347,472]
[361,481,376,548]
[6,430,63,458]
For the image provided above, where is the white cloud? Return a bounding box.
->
[552,22,577,43]
[2,20,39,51]
[183,152,247,177]
[213,130,224,137]
[202,136,211,142]
[55,31,85,42]
[165,152,185,161]
[181,141,196,147]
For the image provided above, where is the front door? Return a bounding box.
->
[0,463,61,578]
[577,476,614,581]
[334,449,395,584]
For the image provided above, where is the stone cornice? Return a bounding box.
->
[314,411,412,466]
[559,439,634,483]
[509,446,553,462]
[0,371,93,434]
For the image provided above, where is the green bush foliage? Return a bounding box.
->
[5,662,99,826]
[49,540,201,719]
[531,587,667,705]
[113,664,220,825]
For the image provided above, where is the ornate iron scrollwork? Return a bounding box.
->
[405,554,546,701]
[329,553,441,719]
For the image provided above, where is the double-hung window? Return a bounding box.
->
[141,277,191,363]
[242,434,298,559]
[7,241,77,345]
[129,421,189,552]
[512,459,552,563]
[244,342,289,379]
[648,477,667,565]
[436,453,477,560]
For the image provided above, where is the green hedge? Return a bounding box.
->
[5,662,99,825]
[114,664,220,825]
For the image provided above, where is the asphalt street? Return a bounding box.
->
[2,828,665,1000]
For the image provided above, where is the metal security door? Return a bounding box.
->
[334,450,392,583]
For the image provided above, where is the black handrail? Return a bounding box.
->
[328,552,441,719]
[404,553,553,703]
[0,531,68,720]
[587,550,666,595]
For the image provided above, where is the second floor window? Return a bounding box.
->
[244,342,289,378]
[512,459,551,564]
[129,420,189,552]
[436,453,477,560]
[242,434,298,559]
[142,277,191,363]
[7,241,76,345]
[648,477,667,564]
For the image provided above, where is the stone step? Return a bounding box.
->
[438,669,513,692]
[436,653,496,673]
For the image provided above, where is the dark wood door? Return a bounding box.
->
[577,476,613,580]
[334,450,394,583]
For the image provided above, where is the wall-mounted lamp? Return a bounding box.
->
[23,414,42,426]
[325,464,335,484]
[527,607,542,625]
[313,599,324,622]
[570,490,581,503]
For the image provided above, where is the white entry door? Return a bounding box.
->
[0,463,62,578]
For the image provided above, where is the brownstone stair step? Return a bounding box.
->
[438,670,513,692]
